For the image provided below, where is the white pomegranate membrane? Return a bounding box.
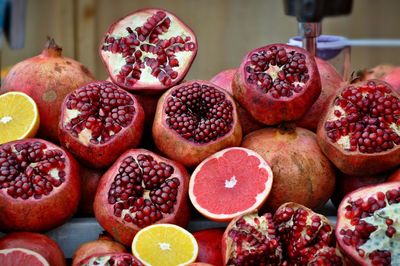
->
[100,9,197,90]
[107,153,181,228]
[0,141,67,199]
[245,45,310,98]
[338,184,400,264]
[324,81,400,153]
[165,82,234,143]
[62,81,135,145]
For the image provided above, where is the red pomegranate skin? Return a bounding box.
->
[0,138,81,232]
[93,148,191,246]
[0,38,94,142]
[242,127,336,211]
[193,228,224,266]
[297,57,344,132]
[387,167,400,181]
[0,232,66,266]
[210,69,264,135]
[361,64,400,93]
[76,166,103,216]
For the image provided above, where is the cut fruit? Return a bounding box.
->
[132,223,198,266]
[0,92,39,144]
[0,248,49,266]
[189,147,273,222]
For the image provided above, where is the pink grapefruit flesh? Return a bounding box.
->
[189,147,273,222]
[0,248,49,266]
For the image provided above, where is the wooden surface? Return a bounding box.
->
[2,0,400,81]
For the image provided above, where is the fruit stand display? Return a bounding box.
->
[0,4,400,266]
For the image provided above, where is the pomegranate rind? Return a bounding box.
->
[0,232,66,266]
[360,64,400,93]
[336,181,400,265]
[0,138,80,232]
[233,43,321,125]
[189,147,273,222]
[78,252,143,266]
[0,248,49,266]
[152,80,242,168]
[192,228,224,266]
[387,168,400,181]
[317,79,400,176]
[93,148,190,246]
[99,8,197,93]
[58,81,145,169]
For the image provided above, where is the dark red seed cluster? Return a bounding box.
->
[340,187,400,264]
[369,250,391,266]
[245,46,310,98]
[107,154,180,228]
[102,10,196,87]
[0,141,66,200]
[88,254,142,266]
[274,206,333,265]
[227,214,282,265]
[308,247,344,266]
[325,81,400,153]
[64,82,135,144]
[165,82,234,143]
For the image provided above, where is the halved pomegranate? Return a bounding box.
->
[152,80,242,168]
[93,148,190,246]
[100,8,197,93]
[222,211,283,265]
[317,80,400,175]
[0,138,80,232]
[232,43,321,125]
[78,252,143,266]
[336,181,400,265]
[0,232,66,266]
[59,81,144,169]
[210,69,263,135]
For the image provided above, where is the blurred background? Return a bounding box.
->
[1,0,400,81]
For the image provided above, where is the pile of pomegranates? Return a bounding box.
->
[0,6,399,266]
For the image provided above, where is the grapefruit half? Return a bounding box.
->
[0,248,49,266]
[189,147,273,222]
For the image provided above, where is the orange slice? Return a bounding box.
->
[132,223,198,266]
[0,92,39,144]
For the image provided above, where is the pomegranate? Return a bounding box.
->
[387,168,400,181]
[297,57,344,131]
[242,126,336,211]
[58,81,145,169]
[0,138,80,232]
[274,202,343,265]
[1,38,94,141]
[192,228,224,266]
[153,80,242,167]
[100,8,197,93]
[76,166,104,216]
[232,43,321,125]
[210,69,263,135]
[93,148,190,245]
[359,64,400,93]
[0,232,66,266]
[336,181,400,265]
[222,211,283,265]
[78,252,143,266]
[317,80,400,176]
[72,233,126,266]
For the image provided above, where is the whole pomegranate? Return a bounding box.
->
[0,138,80,232]
[0,232,66,266]
[72,233,126,266]
[152,80,242,168]
[242,126,336,211]
[100,8,197,93]
[360,64,400,93]
[76,166,104,216]
[1,38,94,141]
[78,252,143,266]
[192,228,224,266]
[336,182,400,265]
[317,80,400,176]
[297,57,344,131]
[94,148,190,245]
[210,69,264,135]
[58,81,145,169]
[232,43,321,125]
